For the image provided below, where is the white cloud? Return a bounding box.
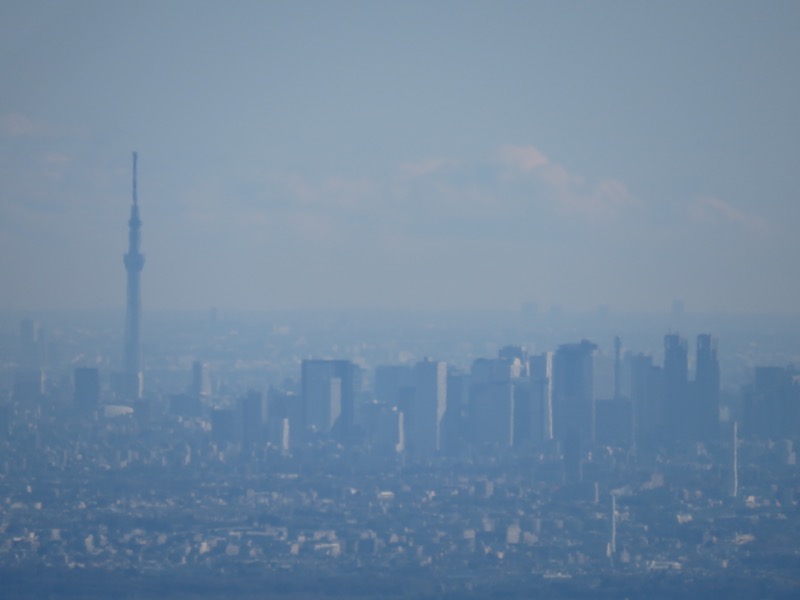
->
[689,196,769,233]
[555,176,638,218]
[497,144,639,218]
[264,144,643,246]
[274,173,376,212]
[497,145,549,171]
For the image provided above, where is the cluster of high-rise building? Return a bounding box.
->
[142,333,725,474]
[232,334,723,470]
[9,316,796,481]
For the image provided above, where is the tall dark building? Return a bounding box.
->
[240,389,267,448]
[529,352,554,442]
[626,352,662,453]
[301,359,361,441]
[613,336,622,400]
[694,334,720,440]
[663,333,688,439]
[552,340,597,445]
[191,361,212,399]
[468,356,520,451]
[123,152,144,401]
[470,380,515,450]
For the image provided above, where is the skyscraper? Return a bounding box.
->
[123,152,144,400]
[694,334,720,440]
[627,352,662,453]
[301,359,361,440]
[240,389,267,449]
[552,340,597,445]
[744,366,800,439]
[529,352,554,442]
[663,333,688,439]
[191,361,212,399]
[408,359,447,457]
[468,356,519,450]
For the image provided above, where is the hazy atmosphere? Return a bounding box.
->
[4,4,800,598]
[2,1,799,313]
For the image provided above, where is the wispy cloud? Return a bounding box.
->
[0,112,86,138]
[262,144,644,247]
[497,145,549,172]
[496,144,639,218]
[273,174,376,211]
[689,195,769,233]
[399,157,460,178]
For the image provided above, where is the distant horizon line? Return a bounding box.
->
[2,306,800,318]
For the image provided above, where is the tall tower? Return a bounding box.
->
[694,334,720,440]
[552,339,597,445]
[613,336,622,400]
[409,359,447,458]
[663,333,688,439]
[731,421,739,498]
[123,152,144,400]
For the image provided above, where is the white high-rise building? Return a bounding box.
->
[409,359,447,457]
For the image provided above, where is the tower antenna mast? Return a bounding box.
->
[132,151,138,205]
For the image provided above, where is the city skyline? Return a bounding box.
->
[2,2,800,314]
[2,259,799,597]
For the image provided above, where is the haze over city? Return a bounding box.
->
[2,1,799,313]
[2,3,800,599]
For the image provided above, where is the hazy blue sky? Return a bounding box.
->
[1,1,799,313]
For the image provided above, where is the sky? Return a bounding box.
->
[1,1,799,314]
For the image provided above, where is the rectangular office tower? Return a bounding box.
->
[663,334,689,440]
[470,381,515,449]
[408,359,447,457]
[468,355,522,451]
[694,334,720,441]
[301,359,361,441]
[191,361,212,399]
[529,352,554,442]
[626,352,662,451]
[553,340,597,445]
[240,390,267,448]
[744,366,800,439]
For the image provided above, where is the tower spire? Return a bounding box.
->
[123,151,145,401]
[132,151,138,206]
